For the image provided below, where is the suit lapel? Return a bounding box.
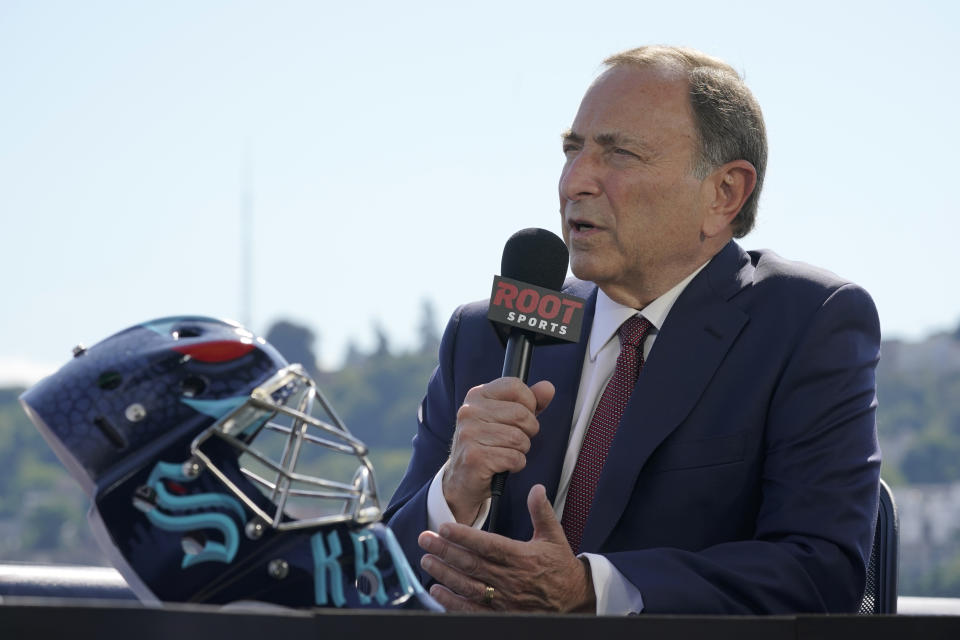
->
[579,242,753,552]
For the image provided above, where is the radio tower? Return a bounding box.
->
[240,142,254,328]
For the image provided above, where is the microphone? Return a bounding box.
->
[485,228,585,533]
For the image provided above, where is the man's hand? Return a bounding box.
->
[442,377,555,524]
[418,484,596,613]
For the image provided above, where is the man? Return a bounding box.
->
[384,46,881,615]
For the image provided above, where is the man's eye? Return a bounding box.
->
[562,144,580,155]
[613,148,636,157]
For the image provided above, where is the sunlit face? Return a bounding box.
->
[558,65,714,304]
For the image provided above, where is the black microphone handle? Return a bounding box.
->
[501,330,534,380]
[487,330,533,533]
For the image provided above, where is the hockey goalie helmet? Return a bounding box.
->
[20,316,439,610]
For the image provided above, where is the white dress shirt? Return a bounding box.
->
[426,263,707,614]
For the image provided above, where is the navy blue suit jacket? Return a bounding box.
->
[384,241,881,613]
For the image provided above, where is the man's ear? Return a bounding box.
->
[701,160,757,238]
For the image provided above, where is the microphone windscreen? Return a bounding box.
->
[500,228,569,291]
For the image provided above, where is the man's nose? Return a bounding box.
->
[559,151,602,202]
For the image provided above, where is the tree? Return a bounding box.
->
[417,299,441,355]
[264,319,320,377]
[372,322,391,359]
[21,498,76,551]
[343,340,367,367]
[900,430,960,484]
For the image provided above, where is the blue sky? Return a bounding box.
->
[1,0,956,384]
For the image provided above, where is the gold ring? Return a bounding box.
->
[482,584,495,605]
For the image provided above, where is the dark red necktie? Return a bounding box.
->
[561,315,652,553]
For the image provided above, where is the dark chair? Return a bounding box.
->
[858,478,899,614]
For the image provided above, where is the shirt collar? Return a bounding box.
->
[588,261,710,361]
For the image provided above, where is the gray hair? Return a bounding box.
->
[604,46,767,238]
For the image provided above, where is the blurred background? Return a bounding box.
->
[1,0,958,595]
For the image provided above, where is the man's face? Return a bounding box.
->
[558,65,714,304]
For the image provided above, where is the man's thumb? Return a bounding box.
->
[528,484,565,543]
[530,380,555,415]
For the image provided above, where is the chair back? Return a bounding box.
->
[858,478,898,614]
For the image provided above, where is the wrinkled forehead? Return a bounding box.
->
[571,64,697,146]
[586,63,690,111]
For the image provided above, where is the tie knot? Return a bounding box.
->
[618,315,651,349]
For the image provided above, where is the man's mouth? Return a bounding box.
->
[570,220,596,232]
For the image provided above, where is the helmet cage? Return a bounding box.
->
[190,364,381,531]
